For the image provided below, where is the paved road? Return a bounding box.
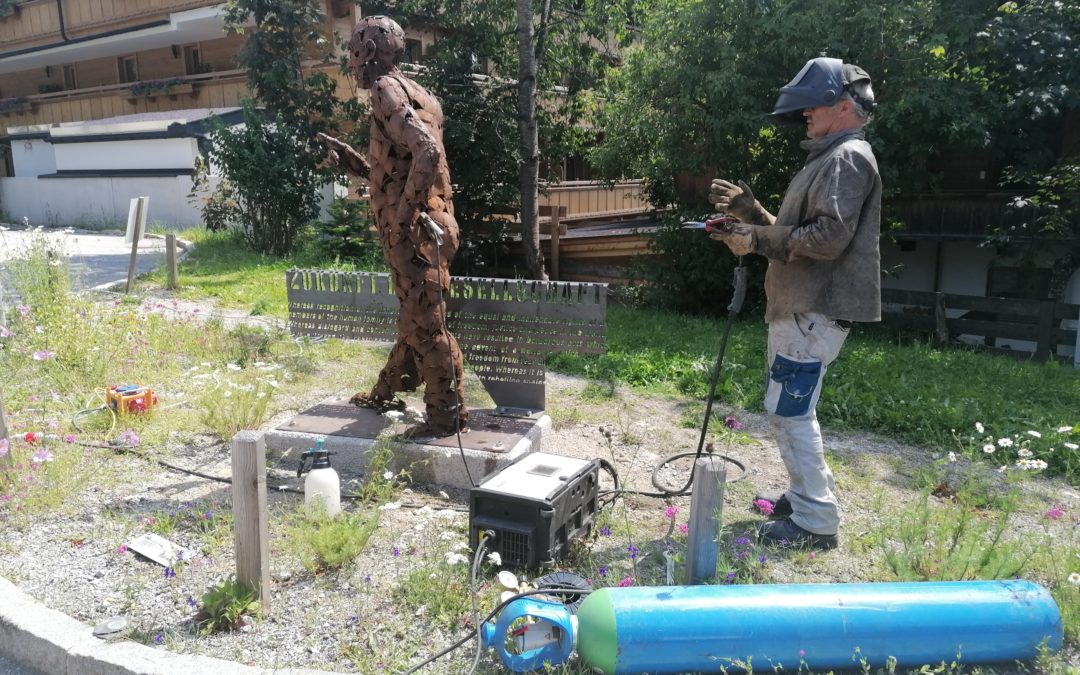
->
[0,228,168,293]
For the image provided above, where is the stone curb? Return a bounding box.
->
[0,576,335,675]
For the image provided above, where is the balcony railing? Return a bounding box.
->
[0,0,223,51]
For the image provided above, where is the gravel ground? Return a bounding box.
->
[2,296,1079,673]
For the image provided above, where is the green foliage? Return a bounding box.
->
[192,358,280,441]
[187,157,240,233]
[196,577,260,635]
[283,507,380,573]
[212,0,352,255]
[369,0,636,275]
[878,491,1033,582]
[205,103,330,256]
[312,197,381,264]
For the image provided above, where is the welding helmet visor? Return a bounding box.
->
[770,57,845,123]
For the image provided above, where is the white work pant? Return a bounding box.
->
[765,313,849,535]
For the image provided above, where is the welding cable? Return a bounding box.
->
[424,212,477,489]
[399,585,594,675]
[466,530,494,675]
[596,263,751,502]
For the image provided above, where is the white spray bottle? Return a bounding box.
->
[297,437,340,517]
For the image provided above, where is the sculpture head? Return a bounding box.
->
[349,15,406,89]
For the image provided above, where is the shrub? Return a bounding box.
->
[284,508,379,573]
[196,577,259,634]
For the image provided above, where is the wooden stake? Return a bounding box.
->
[124,197,147,294]
[685,455,726,584]
[165,234,178,290]
[231,430,271,611]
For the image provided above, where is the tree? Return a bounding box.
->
[202,0,349,255]
[588,0,1078,313]
[367,0,634,278]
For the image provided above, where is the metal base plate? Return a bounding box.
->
[278,398,543,454]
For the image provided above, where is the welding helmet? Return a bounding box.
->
[770,57,873,123]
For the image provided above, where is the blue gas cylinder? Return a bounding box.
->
[575,580,1062,674]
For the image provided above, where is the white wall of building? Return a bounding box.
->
[10,138,57,178]
[54,138,199,172]
[1,175,341,229]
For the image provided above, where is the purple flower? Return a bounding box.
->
[753,499,774,516]
[598,566,608,578]
[617,576,634,587]
[0,325,12,338]
[758,553,767,564]
[724,571,737,584]
[31,350,55,361]
[627,544,639,560]
[0,438,8,458]
[677,523,689,534]
[724,416,742,430]
[1045,505,1066,520]
[736,536,751,546]
[163,567,176,579]
[63,434,77,443]
[116,429,140,447]
[16,304,30,317]
[186,596,197,608]
[115,545,128,555]
[664,505,678,519]
[30,448,53,464]
[153,633,164,645]
[599,526,611,537]
[391,546,400,558]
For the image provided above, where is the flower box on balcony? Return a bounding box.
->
[125,80,196,103]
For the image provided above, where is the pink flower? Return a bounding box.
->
[1045,505,1066,520]
[116,429,140,447]
[31,448,53,464]
[115,545,128,554]
[677,523,689,534]
[617,576,634,587]
[0,438,8,458]
[32,350,56,361]
[724,416,742,430]
[16,305,29,317]
[63,434,77,443]
[799,649,806,657]
[664,505,678,519]
[753,499,774,516]
[0,325,12,338]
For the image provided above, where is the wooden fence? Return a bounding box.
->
[881,288,1080,363]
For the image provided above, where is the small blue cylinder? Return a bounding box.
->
[575,580,1062,674]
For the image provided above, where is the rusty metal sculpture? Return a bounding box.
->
[320,15,468,434]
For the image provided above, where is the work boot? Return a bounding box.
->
[758,518,838,550]
[752,492,793,518]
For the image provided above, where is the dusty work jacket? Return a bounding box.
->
[748,128,882,323]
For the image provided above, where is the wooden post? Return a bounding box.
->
[685,456,726,584]
[539,205,567,281]
[165,234,179,290]
[1035,300,1055,362]
[124,197,147,294]
[231,430,270,611]
[934,292,948,345]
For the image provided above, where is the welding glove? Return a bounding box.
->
[709,179,770,225]
[709,222,756,256]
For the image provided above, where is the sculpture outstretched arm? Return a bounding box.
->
[317,131,371,178]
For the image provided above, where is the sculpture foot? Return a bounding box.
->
[349,392,407,414]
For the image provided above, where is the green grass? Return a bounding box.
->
[146,228,385,316]
[549,306,1080,482]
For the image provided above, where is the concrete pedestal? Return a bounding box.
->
[263,396,548,490]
